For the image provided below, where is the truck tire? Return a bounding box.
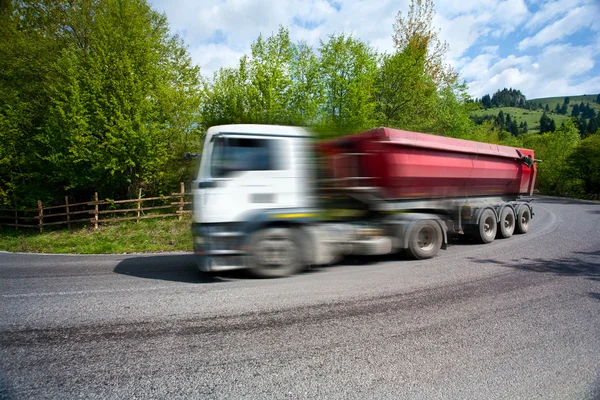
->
[497,207,515,239]
[477,209,497,244]
[247,227,304,278]
[515,206,531,234]
[406,220,443,260]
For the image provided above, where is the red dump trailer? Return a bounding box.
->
[315,127,537,259]
[319,127,536,201]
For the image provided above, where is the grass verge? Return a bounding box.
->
[0,216,193,254]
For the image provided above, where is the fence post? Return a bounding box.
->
[65,196,71,230]
[178,182,184,221]
[94,192,99,230]
[15,210,18,231]
[37,200,43,233]
[137,188,142,223]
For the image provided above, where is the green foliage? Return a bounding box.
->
[568,133,600,198]
[316,34,378,136]
[539,112,555,133]
[201,27,323,129]
[0,0,202,206]
[522,119,580,195]
[3,0,597,208]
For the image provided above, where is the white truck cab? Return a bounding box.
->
[192,124,319,277]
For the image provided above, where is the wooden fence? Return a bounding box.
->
[0,183,192,232]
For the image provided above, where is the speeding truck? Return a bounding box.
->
[192,125,537,277]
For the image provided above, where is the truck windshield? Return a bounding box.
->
[210,136,283,178]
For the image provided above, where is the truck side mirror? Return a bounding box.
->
[184,152,198,162]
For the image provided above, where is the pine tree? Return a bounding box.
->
[549,119,556,132]
[540,112,552,133]
[576,117,586,137]
[510,120,518,136]
[588,119,599,136]
[497,110,505,130]
[481,94,492,108]
[572,104,580,117]
[545,104,550,112]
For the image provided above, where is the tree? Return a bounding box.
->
[564,97,570,104]
[576,117,587,137]
[1,0,203,206]
[571,104,580,117]
[597,93,600,104]
[489,88,526,108]
[568,133,600,196]
[481,94,492,108]
[374,44,437,131]
[383,0,472,137]
[545,104,550,112]
[588,118,599,136]
[392,0,457,89]
[317,34,378,135]
[510,120,518,136]
[496,110,505,130]
[523,119,580,194]
[549,118,556,132]
[540,112,552,133]
[202,28,322,128]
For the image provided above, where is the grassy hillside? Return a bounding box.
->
[532,94,600,113]
[470,107,571,133]
[471,94,599,133]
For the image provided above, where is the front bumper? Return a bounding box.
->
[192,223,248,272]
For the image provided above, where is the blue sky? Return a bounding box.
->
[149,0,600,99]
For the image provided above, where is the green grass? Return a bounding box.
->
[0,216,193,254]
[471,94,599,133]
[471,106,571,133]
[531,94,600,113]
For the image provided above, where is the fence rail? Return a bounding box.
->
[0,183,192,232]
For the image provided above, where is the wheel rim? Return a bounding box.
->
[504,212,514,231]
[483,216,495,237]
[417,226,436,251]
[521,210,530,228]
[256,235,294,268]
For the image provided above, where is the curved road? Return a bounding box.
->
[1,197,599,399]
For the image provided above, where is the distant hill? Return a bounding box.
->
[470,93,600,134]
[470,107,570,133]
[530,95,600,113]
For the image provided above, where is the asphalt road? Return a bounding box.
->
[1,197,599,399]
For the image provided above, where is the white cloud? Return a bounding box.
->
[463,43,600,98]
[527,0,584,30]
[190,44,246,77]
[150,0,600,98]
[518,4,598,50]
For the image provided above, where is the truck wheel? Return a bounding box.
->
[497,207,515,239]
[406,221,442,260]
[477,209,497,244]
[515,206,531,234]
[247,228,304,278]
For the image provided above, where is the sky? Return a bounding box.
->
[149,0,600,100]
